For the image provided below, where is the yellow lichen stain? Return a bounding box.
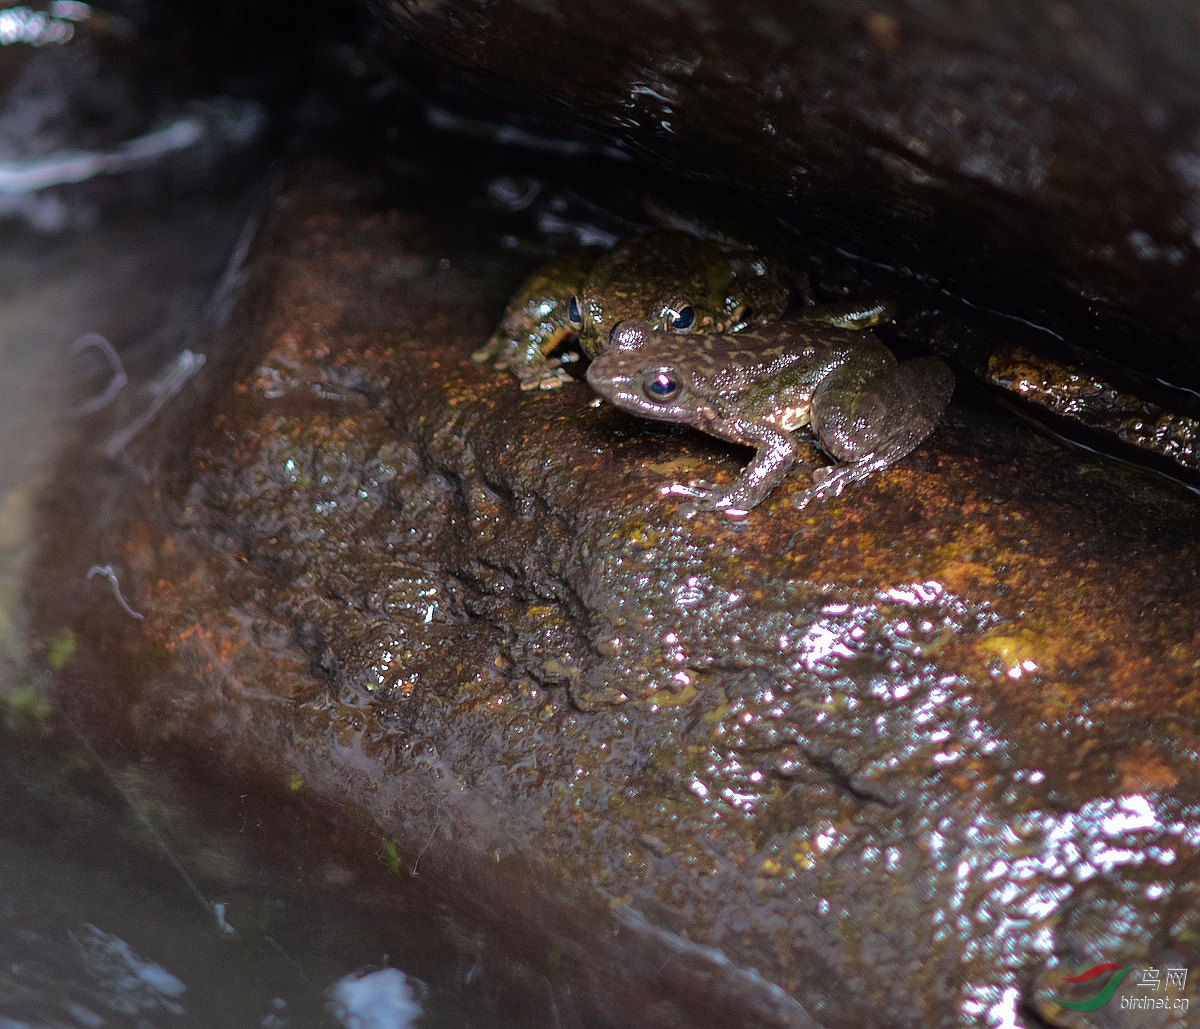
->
[541,658,580,682]
[643,683,697,708]
[936,557,997,591]
[702,695,731,723]
[785,839,820,872]
[287,773,305,792]
[794,693,851,715]
[974,630,1046,679]
[647,457,704,477]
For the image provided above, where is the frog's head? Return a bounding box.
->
[586,323,717,428]
[572,233,745,357]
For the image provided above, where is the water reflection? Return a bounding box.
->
[0,726,470,1027]
[0,190,543,1028]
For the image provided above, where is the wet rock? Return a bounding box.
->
[362,0,1200,389]
[31,154,1200,1028]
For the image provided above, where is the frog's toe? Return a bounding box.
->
[707,495,751,518]
[663,481,751,517]
[791,461,875,510]
[516,364,572,391]
[663,480,720,501]
[472,334,512,366]
[674,499,749,520]
[471,342,498,364]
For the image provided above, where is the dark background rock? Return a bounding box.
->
[363,0,1200,391]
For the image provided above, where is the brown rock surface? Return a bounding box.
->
[30,154,1200,1027]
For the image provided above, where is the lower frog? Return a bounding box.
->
[586,319,953,513]
[474,231,791,390]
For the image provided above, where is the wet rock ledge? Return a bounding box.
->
[32,156,1200,1028]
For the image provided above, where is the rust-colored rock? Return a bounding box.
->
[31,156,1200,1027]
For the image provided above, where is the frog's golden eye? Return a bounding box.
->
[568,297,582,326]
[670,305,695,332]
[643,369,681,403]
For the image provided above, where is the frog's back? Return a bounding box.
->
[703,321,868,390]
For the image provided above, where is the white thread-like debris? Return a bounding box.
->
[85,564,144,620]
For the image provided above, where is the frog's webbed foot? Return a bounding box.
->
[659,422,797,515]
[473,324,576,389]
[476,248,597,385]
[662,481,752,519]
[471,332,514,367]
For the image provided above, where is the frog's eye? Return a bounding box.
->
[643,370,681,403]
[670,305,695,332]
[568,297,582,325]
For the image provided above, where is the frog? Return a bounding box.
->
[585,318,953,512]
[474,231,791,390]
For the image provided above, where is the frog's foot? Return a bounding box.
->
[472,328,523,368]
[516,363,573,391]
[799,298,895,331]
[471,340,502,365]
[790,452,898,511]
[663,481,752,519]
[473,332,574,389]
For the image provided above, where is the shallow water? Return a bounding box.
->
[0,192,555,1029]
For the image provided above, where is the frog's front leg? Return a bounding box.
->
[672,416,800,513]
[473,248,598,390]
[726,273,793,332]
[801,349,953,509]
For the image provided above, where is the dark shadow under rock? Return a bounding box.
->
[30,154,1200,1028]
[364,0,1200,392]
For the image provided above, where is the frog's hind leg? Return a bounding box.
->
[800,355,953,509]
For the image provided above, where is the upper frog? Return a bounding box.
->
[474,231,790,390]
[586,319,953,513]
